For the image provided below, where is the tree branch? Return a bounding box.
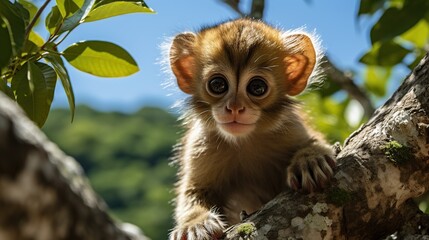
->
[0,95,149,240]
[321,56,375,118]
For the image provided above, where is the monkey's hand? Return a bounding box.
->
[170,206,226,240]
[286,143,336,192]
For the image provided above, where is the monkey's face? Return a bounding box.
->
[194,60,288,140]
[189,26,293,140]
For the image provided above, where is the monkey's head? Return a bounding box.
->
[169,19,318,140]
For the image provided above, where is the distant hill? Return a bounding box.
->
[43,105,181,240]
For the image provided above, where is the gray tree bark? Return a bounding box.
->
[224,54,429,239]
[0,93,149,239]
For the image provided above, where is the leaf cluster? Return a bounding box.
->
[0,0,154,127]
[302,0,429,144]
[358,0,429,98]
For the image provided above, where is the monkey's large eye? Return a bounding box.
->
[247,78,268,97]
[207,76,228,95]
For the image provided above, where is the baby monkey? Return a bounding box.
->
[168,18,335,240]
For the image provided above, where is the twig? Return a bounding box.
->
[220,0,266,19]
[25,0,52,37]
[250,0,265,19]
[220,0,244,17]
[321,56,375,118]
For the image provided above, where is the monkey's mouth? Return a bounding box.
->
[218,121,256,136]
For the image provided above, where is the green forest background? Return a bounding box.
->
[42,106,179,240]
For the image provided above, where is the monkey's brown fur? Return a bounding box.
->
[168,18,335,240]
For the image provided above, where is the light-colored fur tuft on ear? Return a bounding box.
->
[159,35,177,89]
[169,32,197,94]
[158,33,195,114]
[169,32,197,62]
[281,29,325,94]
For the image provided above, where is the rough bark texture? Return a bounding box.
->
[223,54,429,239]
[0,93,149,240]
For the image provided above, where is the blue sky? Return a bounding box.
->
[44,0,373,112]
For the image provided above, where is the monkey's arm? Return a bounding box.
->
[170,187,225,240]
[285,124,336,192]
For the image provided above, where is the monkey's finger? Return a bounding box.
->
[319,157,334,179]
[187,227,199,240]
[312,157,331,189]
[286,163,303,190]
[189,225,211,240]
[287,174,301,191]
[169,229,186,240]
[203,221,224,238]
[301,164,317,193]
[325,155,336,169]
[197,211,225,239]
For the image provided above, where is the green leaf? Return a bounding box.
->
[388,0,405,8]
[364,66,391,97]
[298,93,354,142]
[85,0,154,22]
[63,40,139,77]
[56,0,85,18]
[0,18,12,69]
[358,0,386,16]
[400,19,429,48]
[22,31,45,54]
[45,54,75,121]
[29,31,44,46]
[37,61,57,106]
[57,0,95,34]
[13,1,30,25]
[11,62,57,127]
[17,0,38,23]
[0,0,26,57]
[45,6,63,35]
[359,41,410,66]
[370,0,429,43]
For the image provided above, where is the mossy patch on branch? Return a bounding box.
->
[228,222,258,239]
[327,188,353,206]
[384,140,412,165]
[237,222,256,235]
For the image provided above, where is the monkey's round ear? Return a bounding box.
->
[282,34,316,96]
[170,32,196,94]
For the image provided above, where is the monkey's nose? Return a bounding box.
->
[225,104,245,115]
